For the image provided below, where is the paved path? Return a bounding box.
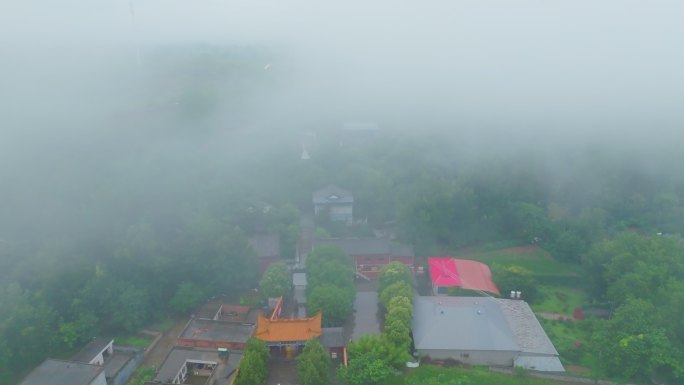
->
[350,289,381,341]
[266,355,299,385]
[142,317,190,368]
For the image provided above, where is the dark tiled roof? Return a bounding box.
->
[314,238,414,257]
[248,234,280,258]
[72,337,113,363]
[320,327,346,348]
[155,348,242,385]
[180,319,254,343]
[312,185,354,204]
[104,351,135,378]
[19,359,104,385]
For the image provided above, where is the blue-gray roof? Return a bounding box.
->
[413,296,519,352]
[155,348,242,385]
[413,296,563,365]
[72,337,112,363]
[19,359,104,385]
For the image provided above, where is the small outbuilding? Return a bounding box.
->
[313,185,354,224]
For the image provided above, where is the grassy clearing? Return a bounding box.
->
[533,285,587,314]
[396,365,574,385]
[115,333,155,348]
[458,246,602,376]
[538,318,599,373]
[148,317,177,333]
[459,246,582,278]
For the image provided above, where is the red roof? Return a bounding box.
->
[428,257,500,295]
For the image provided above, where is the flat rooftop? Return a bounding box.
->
[155,348,242,385]
[104,350,135,378]
[180,318,254,343]
[72,337,113,363]
[19,359,103,385]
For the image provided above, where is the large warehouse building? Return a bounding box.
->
[412,296,564,372]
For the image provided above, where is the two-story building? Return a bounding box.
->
[313,237,417,279]
[313,185,354,224]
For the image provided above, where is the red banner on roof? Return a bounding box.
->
[428,257,500,295]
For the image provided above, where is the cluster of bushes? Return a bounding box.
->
[259,262,292,299]
[379,262,414,355]
[297,339,332,385]
[234,338,270,385]
[306,245,356,326]
[338,262,414,385]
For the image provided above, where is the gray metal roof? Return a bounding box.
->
[412,296,519,352]
[155,348,242,385]
[313,238,414,257]
[72,337,113,363]
[496,299,559,356]
[19,359,104,385]
[413,296,562,365]
[320,327,346,348]
[312,185,354,205]
[248,234,280,258]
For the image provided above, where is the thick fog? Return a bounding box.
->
[2,0,684,139]
[1,0,684,240]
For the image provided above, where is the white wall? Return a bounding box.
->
[419,349,516,367]
[89,371,107,385]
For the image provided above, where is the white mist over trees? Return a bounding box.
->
[1,1,683,384]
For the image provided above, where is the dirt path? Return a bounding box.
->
[142,317,190,368]
[536,312,576,321]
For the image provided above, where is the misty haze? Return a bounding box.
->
[1,1,684,385]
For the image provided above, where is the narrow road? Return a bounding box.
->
[142,317,189,368]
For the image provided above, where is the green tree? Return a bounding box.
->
[308,285,354,326]
[297,339,331,385]
[379,281,412,309]
[58,311,99,349]
[504,201,549,242]
[307,245,351,270]
[169,282,207,314]
[383,318,411,349]
[583,232,684,303]
[385,303,412,330]
[338,351,394,385]
[235,339,269,385]
[593,298,684,381]
[259,263,292,299]
[347,334,409,369]
[112,285,152,332]
[378,262,413,295]
[491,264,539,304]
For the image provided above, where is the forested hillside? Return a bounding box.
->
[2,46,684,384]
